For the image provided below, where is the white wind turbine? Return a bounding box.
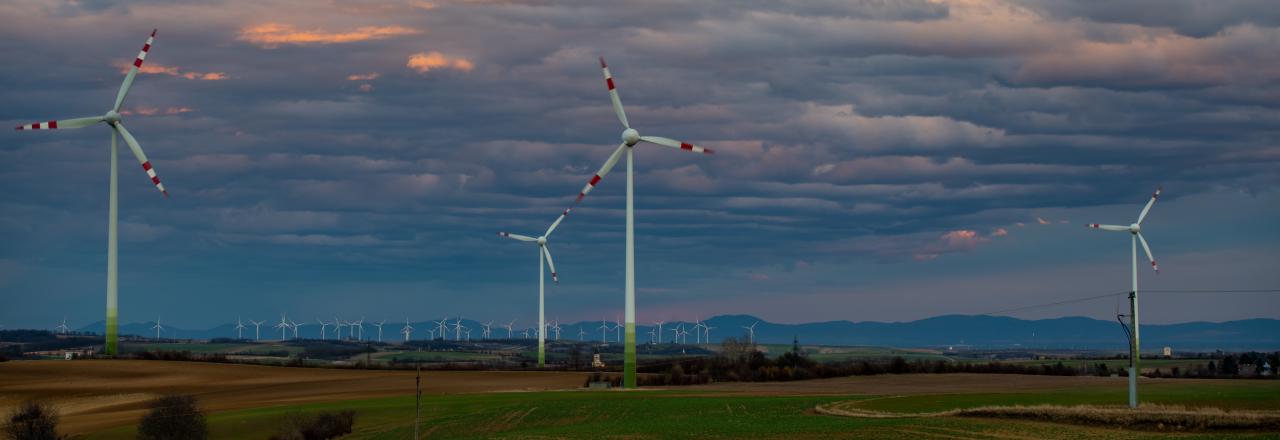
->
[352,318,365,341]
[613,316,623,342]
[55,317,71,335]
[597,318,611,343]
[647,328,656,344]
[499,208,571,369]
[333,317,347,340]
[559,57,715,388]
[482,320,493,340]
[401,318,414,343]
[1088,187,1162,409]
[742,321,758,344]
[693,317,706,344]
[653,321,665,344]
[578,328,587,341]
[703,325,714,343]
[373,319,386,342]
[151,316,164,340]
[15,30,170,355]
[435,317,449,341]
[426,328,437,340]
[250,320,264,341]
[670,325,681,344]
[452,318,463,341]
[235,316,247,340]
[290,319,305,340]
[275,314,290,341]
[504,319,516,339]
[316,318,330,341]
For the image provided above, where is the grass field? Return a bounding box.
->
[85,385,1280,439]
[4,360,1278,439]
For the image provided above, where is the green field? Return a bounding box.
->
[374,350,505,363]
[82,380,1280,439]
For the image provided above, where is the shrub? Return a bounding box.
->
[270,410,356,440]
[136,394,206,440]
[4,400,62,440]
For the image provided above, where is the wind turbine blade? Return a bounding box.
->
[1088,224,1129,232]
[1137,187,1161,224]
[542,245,558,284]
[640,135,715,155]
[545,207,570,237]
[113,123,167,197]
[574,143,627,204]
[114,30,157,112]
[14,116,103,131]
[600,57,629,128]
[498,232,537,242]
[1137,232,1158,273]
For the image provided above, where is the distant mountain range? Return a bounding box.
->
[74,315,1279,351]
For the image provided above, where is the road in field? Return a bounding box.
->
[0,360,587,436]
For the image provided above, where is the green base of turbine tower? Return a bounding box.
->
[105,311,118,355]
[624,323,636,388]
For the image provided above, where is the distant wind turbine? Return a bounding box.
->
[55,317,71,335]
[742,321,759,344]
[401,318,414,343]
[499,207,570,369]
[1088,187,1162,408]
[234,316,246,339]
[250,320,264,341]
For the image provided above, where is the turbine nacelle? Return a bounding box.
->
[537,236,547,245]
[1129,223,1141,233]
[621,128,640,146]
[103,110,122,125]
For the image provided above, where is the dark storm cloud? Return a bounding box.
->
[0,0,1276,328]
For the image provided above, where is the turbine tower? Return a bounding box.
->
[504,319,516,339]
[290,319,305,340]
[14,30,170,355]
[1088,187,1162,408]
[373,319,386,342]
[316,318,330,341]
[250,320,264,341]
[151,316,164,340]
[499,207,570,369]
[653,321,665,344]
[560,57,714,388]
[55,317,71,335]
[482,320,493,339]
[401,318,414,343]
[275,314,290,341]
[742,321,759,344]
[234,317,246,340]
[597,318,610,343]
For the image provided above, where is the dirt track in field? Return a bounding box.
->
[0,360,588,436]
[681,372,1131,396]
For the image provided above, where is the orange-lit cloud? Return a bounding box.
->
[121,107,194,116]
[992,227,1009,237]
[125,62,227,81]
[358,84,374,92]
[406,51,474,73]
[1037,217,1051,225]
[347,73,381,81]
[239,23,419,48]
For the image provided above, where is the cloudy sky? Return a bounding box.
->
[1,0,1277,329]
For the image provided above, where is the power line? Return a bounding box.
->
[979,292,1126,316]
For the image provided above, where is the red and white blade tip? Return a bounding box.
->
[599,56,607,68]
[1152,187,1161,198]
[498,232,509,237]
[1151,261,1159,273]
[680,142,714,155]
[151,29,157,37]
[552,273,559,284]
[1089,223,1099,228]
[141,161,168,198]
[15,120,58,130]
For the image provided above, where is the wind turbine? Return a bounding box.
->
[578,328,587,341]
[152,316,164,340]
[504,319,516,339]
[1088,187,1162,408]
[560,57,715,388]
[235,317,247,340]
[482,320,493,340]
[333,318,347,340]
[653,321,665,344]
[401,318,414,343]
[426,328,437,340]
[452,318,463,341]
[15,30,170,355]
[373,319,386,342]
[597,318,610,343]
[250,320,264,341]
[316,318,330,341]
[704,325,715,343]
[693,317,706,344]
[647,328,656,344]
[499,207,570,369]
[290,319,305,340]
[613,316,623,342]
[435,317,449,341]
[54,317,71,335]
[352,318,365,341]
[275,314,290,341]
[742,321,758,344]
[670,325,681,344]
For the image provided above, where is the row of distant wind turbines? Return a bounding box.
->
[16,29,1161,406]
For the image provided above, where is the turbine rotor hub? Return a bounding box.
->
[621,128,640,146]
[1130,223,1141,233]
[104,110,121,124]
[537,236,547,245]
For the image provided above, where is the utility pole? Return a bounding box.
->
[414,362,422,439]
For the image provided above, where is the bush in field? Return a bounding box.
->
[4,400,62,440]
[136,394,206,440]
[269,410,356,440]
